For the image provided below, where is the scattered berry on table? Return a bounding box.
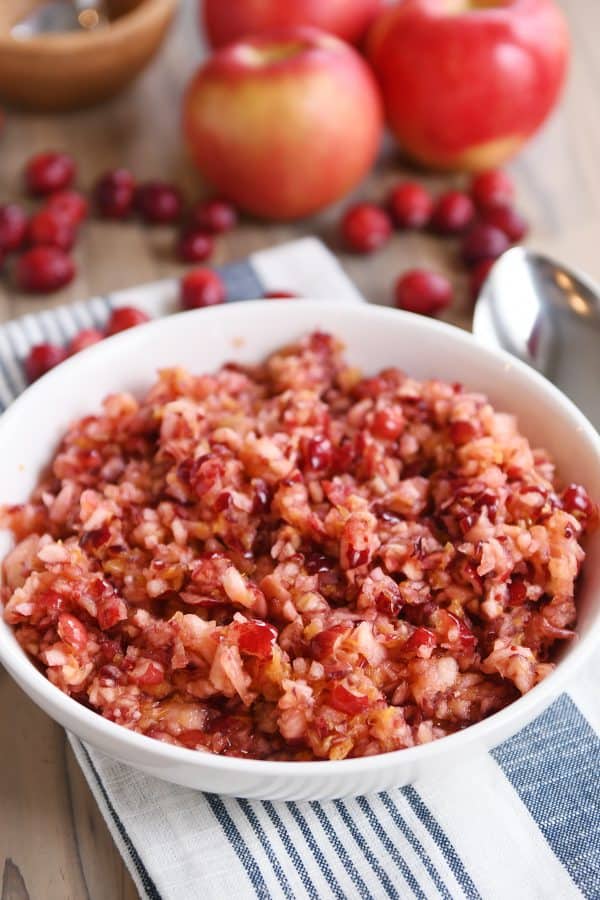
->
[105,306,151,336]
[47,190,89,226]
[471,169,515,211]
[394,269,453,316]
[135,181,183,224]
[461,224,511,266]
[16,246,76,293]
[469,259,496,303]
[430,190,475,234]
[479,205,528,243]
[25,152,76,196]
[68,329,104,354]
[188,199,237,234]
[28,209,77,251]
[177,230,215,263]
[180,268,226,310]
[388,181,433,229]
[25,342,68,382]
[341,203,393,253]
[94,169,136,219]
[0,204,28,253]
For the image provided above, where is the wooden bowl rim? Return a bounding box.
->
[0,0,178,53]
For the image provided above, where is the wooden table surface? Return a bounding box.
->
[1,1,599,897]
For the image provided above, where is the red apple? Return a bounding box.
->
[368,0,569,171]
[202,0,385,48]
[183,28,383,220]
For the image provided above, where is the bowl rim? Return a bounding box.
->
[0,0,178,53]
[1,298,599,778]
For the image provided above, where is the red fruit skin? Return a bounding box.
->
[480,205,529,243]
[0,204,28,253]
[367,0,570,171]
[264,290,298,299]
[28,209,77,251]
[471,169,515,210]
[25,343,68,382]
[388,181,433,229]
[180,268,226,310]
[68,329,104,355]
[135,182,183,224]
[202,0,385,47]
[461,224,511,266]
[105,306,151,336]
[430,191,475,234]
[183,27,383,220]
[94,169,136,220]
[16,247,75,293]
[177,230,215,263]
[342,203,392,253]
[394,269,453,316]
[25,152,76,195]
[469,259,495,303]
[48,190,89,226]
[189,199,238,234]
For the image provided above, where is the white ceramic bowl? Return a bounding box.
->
[1,301,599,801]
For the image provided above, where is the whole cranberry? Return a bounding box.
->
[471,170,515,211]
[480,205,529,244]
[394,269,453,316]
[94,169,136,219]
[135,181,183,224]
[28,209,77,251]
[68,328,104,354]
[180,268,226,310]
[177,230,215,263]
[461,224,511,266]
[469,259,495,303]
[388,182,433,229]
[430,191,475,235]
[25,343,68,382]
[16,247,76,293]
[47,190,89,226]
[264,290,298,299]
[25,152,76,196]
[341,203,393,253]
[105,306,150,336]
[189,199,237,234]
[0,204,28,252]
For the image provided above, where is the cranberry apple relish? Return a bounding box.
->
[2,333,597,761]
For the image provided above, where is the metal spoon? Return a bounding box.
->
[11,0,108,38]
[473,246,600,429]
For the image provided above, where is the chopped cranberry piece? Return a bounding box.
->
[372,408,404,440]
[345,547,370,569]
[311,623,349,660]
[508,579,527,606]
[24,342,68,382]
[105,306,150,336]
[57,613,88,650]
[435,610,476,649]
[329,683,370,715]
[562,484,595,521]
[47,190,89,226]
[404,627,436,652]
[189,199,237,234]
[471,169,515,211]
[177,230,215,263]
[469,259,495,303]
[388,181,433,230]
[450,420,477,445]
[264,290,298,299]
[97,593,127,630]
[135,181,183,224]
[25,151,76,196]
[461,224,510,266]
[180,268,226,310]
[302,434,333,471]
[28,209,76,251]
[178,730,207,749]
[394,269,453,316]
[430,191,475,234]
[236,620,278,658]
[0,204,28,252]
[134,659,165,685]
[304,552,335,574]
[16,246,76,294]
[252,479,271,513]
[480,206,528,244]
[68,328,104,354]
[94,169,136,219]
[341,203,392,253]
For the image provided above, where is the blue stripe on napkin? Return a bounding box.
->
[493,694,600,897]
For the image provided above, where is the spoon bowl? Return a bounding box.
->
[473,247,600,430]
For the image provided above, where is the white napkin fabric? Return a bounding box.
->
[1,238,597,900]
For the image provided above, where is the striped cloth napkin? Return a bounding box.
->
[2,238,598,899]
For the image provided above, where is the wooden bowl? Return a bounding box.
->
[0,0,178,111]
